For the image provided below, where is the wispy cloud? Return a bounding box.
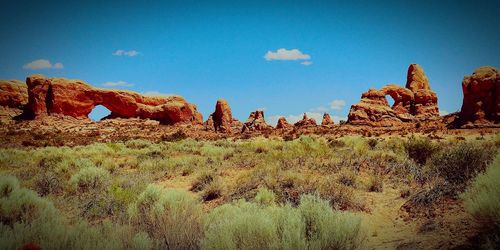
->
[329,99,346,110]
[23,59,64,70]
[112,50,141,57]
[264,48,311,65]
[102,81,134,87]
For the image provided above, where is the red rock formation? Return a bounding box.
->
[23,75,203,125]
[0,80,28,122]
[276,116,292,129]
[0,80,27,108]
[294,113,317,127]
[321,113,334,126]
[206,99,234,132]
[458,66,499,126]
[242,110,272,132]
[348,64,439,126]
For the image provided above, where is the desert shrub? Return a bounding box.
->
[365,175,383,192]
[337,169,357,187]
[70,166,110,192]
[201,195,364,250]
[191,171,216,192]
[125,139,152,149]
[0,175,138,250]
[404,136,438,165]
[340,136,369,155]
[430,142,495,187]
[0,175,19,198]
[317,179,365,211]
[298,195,364,249]
[254,187,276,206]
[128,185,203,249]
[462,154,500,228]
[367,138,378,149]
[202,179,223,201]
[132,232,155,250]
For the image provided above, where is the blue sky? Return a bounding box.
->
[1,0,499,124]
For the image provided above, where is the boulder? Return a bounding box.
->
[23,75,203,125]
[294,113,317,127]
[458,66,499,126]
[321,113,334,126]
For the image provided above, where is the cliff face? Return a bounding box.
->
[458,66,499,126]
[347,64,439,126]
[23,75,203,125]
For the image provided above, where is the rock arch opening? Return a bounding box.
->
[385,94,395,108]
[88,105,111,121]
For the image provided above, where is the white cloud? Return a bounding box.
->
[329,99,346,110]
[439,110,449,116]
[23,59,64,70]
[112,50,141,57]
[301,61,313,66]
[102,81,134,87]
[264,48,311,61]
[142,91,178,97]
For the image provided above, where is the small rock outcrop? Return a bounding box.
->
[23,75,203,125]
[276,117,292,129]
[205,99,234,132]
[242,110,272,132]
[348,64,439,126]
[0,80,28,122]
[294,113,317,127]
[321,113,334,126]
[0,80,27,109]
[458,66,499,126]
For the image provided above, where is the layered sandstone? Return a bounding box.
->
[0,80,28,108]
[242,110,272,132]
[205,99,234,132]
[23,75,203,125]
[276,117,292,129]
[0,80,28,122]
[321,113,334,126]
[294,113,317,127]
[347,64,439,126]
[458,66,499,126]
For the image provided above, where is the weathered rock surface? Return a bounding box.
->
[276,117,292,129]
[458,66,499,126]
[23,75,203,125]
[205,99,234,132]
[294,113,317,127]
[348,64,439,126]
[0,80,28,109]
[242,110,272,132]
[321,113,334,126]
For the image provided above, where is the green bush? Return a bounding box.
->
[254,187,276,206]
[0,175,139,250]
[70,166,110,192]
[404,136,438,165]
[128,185,203,249]
[430,142,495,186]
[462,154,500,227]
[201,194,364,250]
